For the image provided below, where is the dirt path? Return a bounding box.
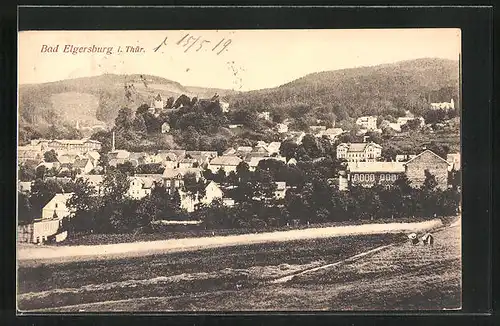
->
[18,219,443,264]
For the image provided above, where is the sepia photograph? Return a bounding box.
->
[17,28,462,312]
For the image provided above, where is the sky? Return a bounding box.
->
[18,29,461,91]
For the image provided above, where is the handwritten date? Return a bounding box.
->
[153,33,232,55]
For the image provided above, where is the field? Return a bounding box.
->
[18,233,404,311]
[17,217,460,312]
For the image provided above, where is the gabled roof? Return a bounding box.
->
[323,128,344,135]
[209,156,242,166]
[338,142,382,152]
[73,158,92,169]
[347,162,405,173]
[109,150,130,159]
[404,149,450,166]
[236,146,253,153]
[163,167,202,179]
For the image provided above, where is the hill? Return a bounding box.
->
[18,74,237,128]
[226,58,459,123]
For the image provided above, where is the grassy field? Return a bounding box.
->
[18,217,460,312]
[18,233,404,311]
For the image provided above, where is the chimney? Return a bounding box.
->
[112,131,116,152]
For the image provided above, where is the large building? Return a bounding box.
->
[403,150,450,190]
[336,142,382,162]
[30,138,102,152]
[344,162,405,189]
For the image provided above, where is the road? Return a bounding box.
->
[18,218,443,264]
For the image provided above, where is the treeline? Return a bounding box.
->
[195,173,460,230]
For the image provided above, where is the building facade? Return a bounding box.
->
[403,150,450,190]
[356,116,377,130]
[346,162,405,188]
[336,142,382,162]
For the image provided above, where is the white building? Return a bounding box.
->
[258,111,271,121]
[447,153,461,171]
[41,193,74,220]
[208,156,242,174]
[356,116,377,130]
[430,99,455,110]
[276,123,289,133]
[336,142,382,162]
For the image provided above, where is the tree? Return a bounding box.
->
[422,170,438,192]
[116,161,136,176]
[279,140,298,160]
[65,178,99,232]
[132,115,148,135]
[30,178,65,217]
[43,149,58,163]
[18,192,34,225]
[19,161,37,181]
[115,107,134,131]
[401,118,422,132]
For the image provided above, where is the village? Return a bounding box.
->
[17,93,461,245]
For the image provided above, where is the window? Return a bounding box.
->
[380,174,385,180]
[360,174,364,181]
[386,174,391,180]
[392,174,396,181]
[370,174,375,181]
[353,174,358,181]
[166,180,171,187]
[175,180,180,187]
[55,203,58,208]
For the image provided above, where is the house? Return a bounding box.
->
[346,162,405,188]
[73,157,94,175]
[178,181,225,212]
[287,158,297,166]
[36,162,60,171]
[108,150,131,166]
[286,131,306,145]
[430,99,455,110]
[336,142,382,162]
[220,101,230,113]
[249,145,270,157]
[57,153,81,165]
[152,93,164,109]
[17,144,44,163]
[42,193,74,220]
[86,151,101,166]
[208,156,242,174]
[309,126,327,136]
[80,175,104,196]
[178,158,198,169]
[322,128,344,140]
[275,123,288,133]
[30,138,101,152]
[356,116,377,130]
[185,151,218,166]
[163,167,203,194]
[403,150,450,190]
[222,148,237,156]
[274,181,288,199]
[258,111,271,121]
[127,176,156,199]
[228,124,243,129]
[395,154,417,162]
[18,181,32,193]
[161,122,171,133]
[236,146,253,154]
[266,142,282,155]
[447,153,461,171]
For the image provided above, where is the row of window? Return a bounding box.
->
[352,173,398,181]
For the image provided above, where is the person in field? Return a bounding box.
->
[408,233,419,245]
[421,232,434,245]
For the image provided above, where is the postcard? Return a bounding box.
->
[17,28,462,312]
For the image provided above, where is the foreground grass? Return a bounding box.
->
[33,220,460,312]
[18,233,403,311]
